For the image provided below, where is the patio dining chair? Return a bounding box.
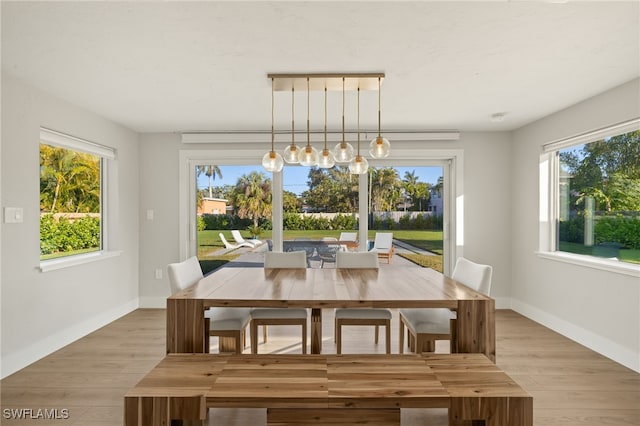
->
[334,251,391,354]
[399,257,492,354]
[168,256,250,354]
[318,237,340,268]
[251,251,308,354]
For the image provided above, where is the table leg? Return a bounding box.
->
[455,299,495,362]
[310,308,322,354]
[166,298,206,353]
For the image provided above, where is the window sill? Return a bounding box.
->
[39,250,122,272]
[536,251,640,278]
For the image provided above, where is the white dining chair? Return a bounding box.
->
[399,257,493,354]
[251,251,308,354]
[168,256,251,354]
[334,251,391,354]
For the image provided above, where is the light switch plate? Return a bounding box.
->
[4,207,24,223]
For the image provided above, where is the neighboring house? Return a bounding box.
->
[428,188,442,214]
[198,197,228,215]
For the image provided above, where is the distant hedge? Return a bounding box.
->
[40,214,100,255]
[560,215,640,249]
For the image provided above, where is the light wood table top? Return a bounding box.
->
[170,266,489,309]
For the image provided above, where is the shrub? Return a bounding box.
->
[595,215,640,249]
[196,215,206,231]
[40,214,100,255]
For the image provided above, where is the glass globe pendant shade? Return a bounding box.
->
[369,136,390,158]
[348,154,369,175]
[317,148,335,168]
[283,144,300,164]
[299,145,319,167]
[332,141,355,163]
[262,150,284,172]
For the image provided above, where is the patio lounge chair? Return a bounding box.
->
[369,232,395,263]
[231,230,262,248]
[219,233,253,249]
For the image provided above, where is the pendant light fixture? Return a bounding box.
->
[348,86,369,175]
[299,77,319,167]
[369,76,391,158]
[332,77,355,163]
[283,86,299,164]
[262,78,284,172]
[317,86,335,169]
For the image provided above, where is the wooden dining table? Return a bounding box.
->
[166,266,495,361]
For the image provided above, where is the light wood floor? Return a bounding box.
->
[1,309,638,425]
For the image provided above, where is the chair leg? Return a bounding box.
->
[263,325,268,343]
[235,331,242,355]
[374,325,379,344]
[251,320,259,354]
[302,322,307,355]
[399,317,405,354]
[204,318,211,354]
[385,321,391,354]
[336,320,342,355]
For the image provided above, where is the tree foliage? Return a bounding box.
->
[40,144,100,213]
[560,130,640,212]
[229,171,272,227]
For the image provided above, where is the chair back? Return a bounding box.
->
[219,233,235,249]
[231,230,246,243]
[451,257,492,296]
[338,232,357,242]
[167,256,203,295]
[336,251,379,269]
[372,232,393,249]
[264,251,307,268]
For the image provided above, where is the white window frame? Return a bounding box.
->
[39,128,120,272]
[537,118,640,277]
[179,147,463,276]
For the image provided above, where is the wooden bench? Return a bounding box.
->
[125,353,532,426]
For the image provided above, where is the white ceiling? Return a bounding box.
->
[2,1,639,133]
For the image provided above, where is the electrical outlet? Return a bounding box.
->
[146,209,154,220]
[155,268,163,279]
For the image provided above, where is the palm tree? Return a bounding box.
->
[231,171,272,228]
[369,167,399,211]
[403,170,418,211]
[196,165,222,198]
[40,145,101,213]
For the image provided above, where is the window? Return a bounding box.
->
[541,119,640,269]
[39,128,115,264]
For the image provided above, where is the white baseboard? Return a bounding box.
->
[138,296,167,309]
[0,298,139,379]
[493,296,511,310]
[510,298,640,373]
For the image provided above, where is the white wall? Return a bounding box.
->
[138,133,183,307]
[137,133,514,308]
[511,78,640,372]
[0,74,141,378]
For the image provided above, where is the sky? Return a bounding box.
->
[197,164,443,196]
